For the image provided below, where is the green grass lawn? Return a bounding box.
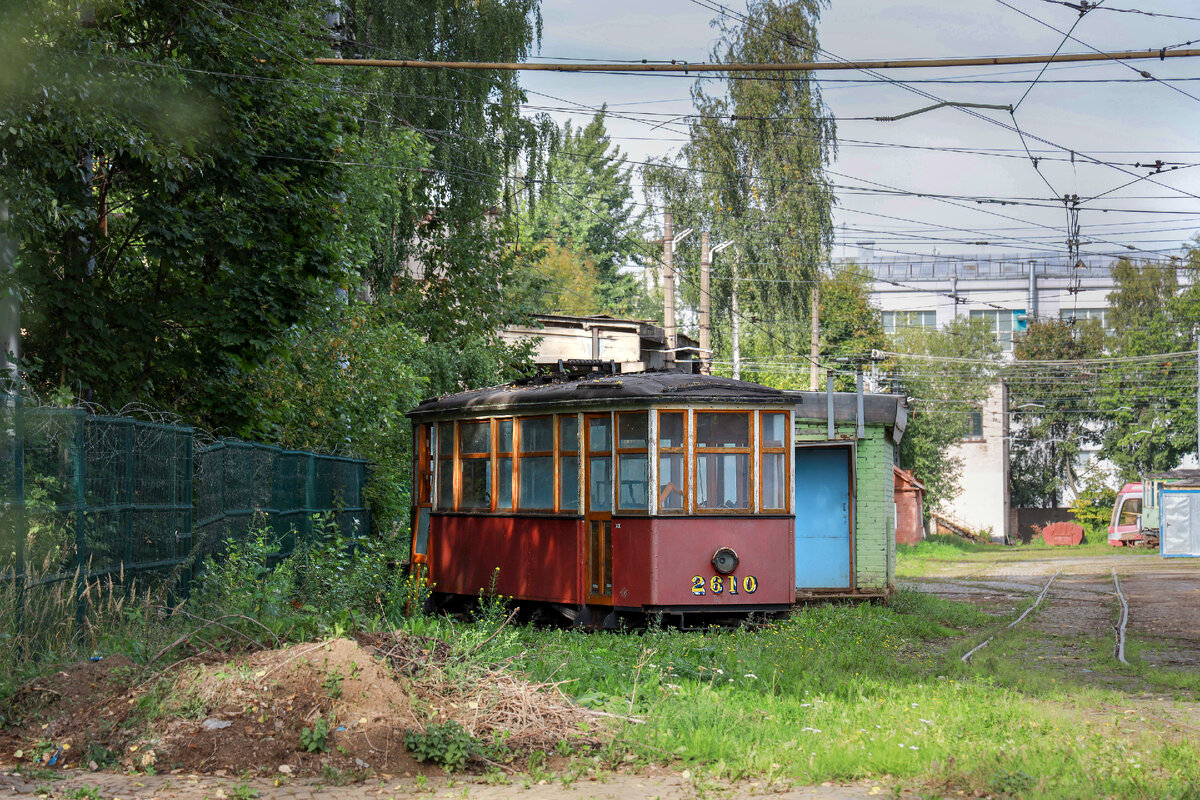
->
[897,534,1149,577]
[426,589,1200,799]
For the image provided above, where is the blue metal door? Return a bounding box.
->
[793,446,852,589]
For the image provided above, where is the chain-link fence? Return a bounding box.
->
[0,395,369,634]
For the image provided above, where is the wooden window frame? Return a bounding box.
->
[457,419,493,512]
[415,423,433,508]
[516,415,556,511]
[435,421,456,511]
[557,413,580,514]
[692,409,755,514]
[494,417,514,512]
[758,410,791,514]
[655,409,688,515]
[615,410,650,515]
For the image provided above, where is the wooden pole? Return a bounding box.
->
[809,281,819,391]
[700,231,711,376]
[313,48,1200,73]
[663,212,675,369]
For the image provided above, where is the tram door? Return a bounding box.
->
[585,414,614,603]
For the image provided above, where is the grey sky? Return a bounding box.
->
[520,0,1200,262]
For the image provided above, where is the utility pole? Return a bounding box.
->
[809,279,820,391]
[662,211,674,368]
[731,250,741,381]
[1195,329,1199,467]
[701,237,734,376]
[1001,379,1011,545]
[700,231,711,375]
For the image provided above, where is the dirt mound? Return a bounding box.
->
[3,654,138,732]
[2,634,604,779]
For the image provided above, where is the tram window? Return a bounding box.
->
[658,411,685,448]
[695,412,752,511]
[497,419,514,511]
[697,453,750,510]
[589,455,613,512]
[760,411,789,511]
[519,417,554,453]
[518,417,554,509]
[588,416,613,512]
[459,458,491,509]
[436,422,454,510]
[761,453,785,510]
[1118,498,1142,527]
[761,412,787,448]
[657,411,687,513]
[459,421,490,454]
[618,412,648,448]
[616,412,649,512]
[696,412,750,448]
[559,415,580,513]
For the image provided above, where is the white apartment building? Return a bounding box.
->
[853,250,1165,541]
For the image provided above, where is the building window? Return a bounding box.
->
[436,422,455,510]
[517,416,554,510]
[616,411,649,512]
[882,310,936,335]
[496,418,514,511]
[558,415,579,513]
[1060,307,1107,330]
[657,411,687,513]
[695,412,752,511]
[967,408,984,439]
[458,420,492,509]
[970,309,1026,351]
[760,411,789,511]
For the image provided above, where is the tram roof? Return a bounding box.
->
[408,370,794,419]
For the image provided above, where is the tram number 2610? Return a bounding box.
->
[691,575,758,596]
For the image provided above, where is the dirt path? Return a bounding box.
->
[0,769,899,799]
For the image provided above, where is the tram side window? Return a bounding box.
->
[588,415,613,513]
[760,411,788,511]
[496,419,514,511]
[518,417,554,509]
[458,421,492,509]
[657,411,687,512]
[616,412,649,512]
[559,415,580,513]
[695,412,751,511]
[436,422,455,510]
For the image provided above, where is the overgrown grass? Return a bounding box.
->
[897,533,1148,577]
[435,589,1200,799]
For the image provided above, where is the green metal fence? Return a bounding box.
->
[0,396,369,629]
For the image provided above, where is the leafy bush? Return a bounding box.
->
[1070,472,1118,541]
[403,720,476,771]
[300,715,332,753]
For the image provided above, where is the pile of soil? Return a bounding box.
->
[1,634,602,779]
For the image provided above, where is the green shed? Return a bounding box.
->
[786,391,908,599]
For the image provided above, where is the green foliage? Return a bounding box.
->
[1098,256,1200,478]
[1069,472,1118,541]
[643,0,835,364]
[519,110,650,316]
[1009,318,1106,507]
[891,317,1001,512]
[404,720,477,771]
[3,0,403,429]
[300,715,332,753]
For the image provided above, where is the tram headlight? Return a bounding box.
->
[711,547,739,575]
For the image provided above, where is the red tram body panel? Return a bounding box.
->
[611,517,794,607]
[429,516,583,605]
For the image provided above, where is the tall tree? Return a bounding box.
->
[519,110,649,317]
[643,0,835,364]
[2,0,401,429]
[1008,318,1106,507]
[1098,257,1200,477]
[890,317,1001,513]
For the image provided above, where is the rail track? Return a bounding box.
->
[960,568,1061,663]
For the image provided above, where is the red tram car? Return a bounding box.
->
[408,370,795,626]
